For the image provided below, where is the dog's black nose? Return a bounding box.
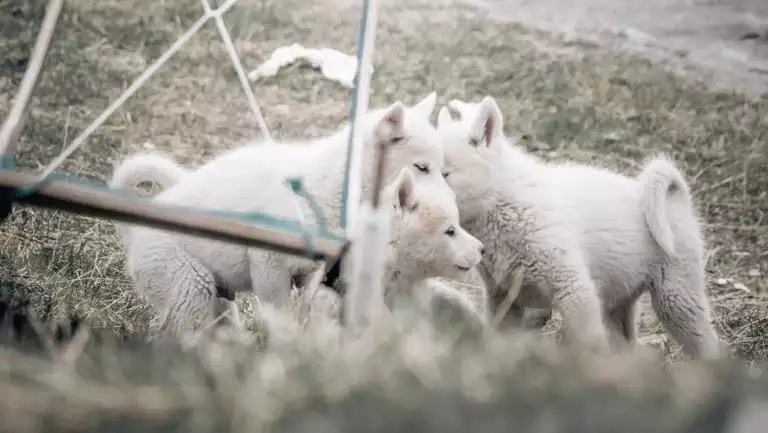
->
[480,247,486,256]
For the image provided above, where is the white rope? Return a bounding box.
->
[199,0,273,143]
[35,0,243,182]
[0,0,64,156]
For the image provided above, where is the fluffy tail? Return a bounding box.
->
[109,152,188,192]
[637,154,690,258]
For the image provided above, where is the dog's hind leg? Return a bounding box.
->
[648,258,721,360]
[159,252,241,337]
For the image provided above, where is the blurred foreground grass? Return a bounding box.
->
[1,291,767,433]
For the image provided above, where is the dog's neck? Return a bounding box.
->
[480,141,542,206]
[306,128,380,228]
[382,260,430,309]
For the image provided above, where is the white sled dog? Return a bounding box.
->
[434,95,721,359]
[110,93,482,335]
[116,152,487,333]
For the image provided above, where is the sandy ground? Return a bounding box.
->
[470,0,768,99]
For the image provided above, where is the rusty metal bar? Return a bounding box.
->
[0,170,345,261]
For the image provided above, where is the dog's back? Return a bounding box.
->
[539,162,666,308]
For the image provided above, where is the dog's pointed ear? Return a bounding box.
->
[447,99,474,120]
[374,102,407,143]
[470,96,503,148]
[411,91,437,119]
[437,106,453,128]
[391,167,417,212]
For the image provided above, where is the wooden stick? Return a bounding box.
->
[0,170,345,261]
[0,0,64,156]
[370,139,390,208]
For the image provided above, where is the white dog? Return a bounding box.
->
[435,95,721,359]
[112,154,487,334]
[299,171,489,330]
[110,93,481,336]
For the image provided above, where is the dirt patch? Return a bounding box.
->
[471,0,768,99]
[0,0,766,359]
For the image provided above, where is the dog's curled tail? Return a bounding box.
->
[109,151,188,192]
[638,154,690,259]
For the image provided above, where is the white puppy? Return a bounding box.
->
[435,95,721,359]
[110,93,477,336]
[304,168,488,328]
[114,154,487,333]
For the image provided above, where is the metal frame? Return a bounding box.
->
[0,0,347,262]
[0,170,345,260]
[1,0,391,328]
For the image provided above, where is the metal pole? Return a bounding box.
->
[341,0,389,329]
[340,0,379,231]
[0,170,345,261]
[370,141,389,208]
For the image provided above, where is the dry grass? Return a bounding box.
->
[1,294,767,433]
[0,0,767,429]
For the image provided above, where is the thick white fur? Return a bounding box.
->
[298,171,488,328]
[435,96,721,359]
[377,168,484,312]
[109,93,482,336]
[419,279,488,333]
[111,152,190,193]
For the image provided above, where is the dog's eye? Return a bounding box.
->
[469,137,480,147]
[444,226,456,237]
[391,136,406,144]
[413,163,429,174]
[441,171,450,179]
